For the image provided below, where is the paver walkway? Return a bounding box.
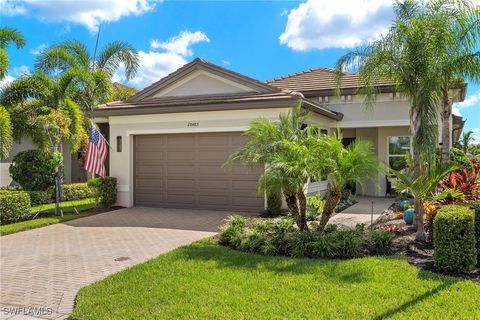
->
[0,207,242,320]
[329,196,395,228]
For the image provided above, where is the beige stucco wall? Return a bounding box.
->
[107,107,335,207]
[150,70,254,98]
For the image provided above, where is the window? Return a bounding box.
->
[116,136,122,152]
[388,136,411,171]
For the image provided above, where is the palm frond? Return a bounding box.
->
[0,106,13,160]
[96,41,139,79]
[0,27,26,49]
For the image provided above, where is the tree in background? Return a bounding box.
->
[0,27,25,160]
[335,0,469,241]
[35,40,139,113]
[111,82,138,101]
[1,71,85,214]
[0,27,25,80]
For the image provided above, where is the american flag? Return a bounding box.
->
[84,123,108,178]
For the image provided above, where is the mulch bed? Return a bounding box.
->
[373,202,480,283]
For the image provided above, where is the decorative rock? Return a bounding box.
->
[404,208,415,225]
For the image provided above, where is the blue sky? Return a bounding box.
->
[1,0,479,138]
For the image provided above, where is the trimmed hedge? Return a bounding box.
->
[9,150,57,191]
[88,177,117,207]
[63,183,95,201]
[27,190,53,206]
[433,205,477,273]
[0,191,31,225]
[471,203,480,267]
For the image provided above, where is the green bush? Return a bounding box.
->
[27,190,53,206]
[0,191,31,225]
[63,183,95,201]
[219,216,371,259]
[433,205,477,273]
[88,177,117,207]
[9,150,59,191]
[219,215,247,248]
[266,187,282,216]
[306,194,325,221]
[471,203,480,267]
[366,229,394,255]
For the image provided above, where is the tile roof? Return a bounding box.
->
[267,68,394,93]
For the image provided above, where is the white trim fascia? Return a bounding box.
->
[93,117,109,123]
[126,126,249,136]
[338,120,410,128]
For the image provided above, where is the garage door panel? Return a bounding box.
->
[135,133,263,212]
[166,165,195,175]
[197,179,229,189]
[166,178,196,189]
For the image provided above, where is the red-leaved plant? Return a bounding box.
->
[438,159,480,204]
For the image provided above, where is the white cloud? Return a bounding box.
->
[221,60,230,66]
[150,31,210,56]
[29,44,47,55]
[279,0,395,50]
[0,75,15,89]
[13,65,31,76]
[453,89,480,116]
[0,0,157,32]
[115,30,209,88]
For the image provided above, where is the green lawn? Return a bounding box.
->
[71,239,480,320]
[30,197,97,214]
[0,213,90,236]
[0,198,98,236]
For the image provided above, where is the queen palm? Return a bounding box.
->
[408,0,480,162]
[35,40,139,113]
[0,27,25,80]
[336,0,453,241]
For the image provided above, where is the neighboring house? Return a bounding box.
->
[93,58,465,211]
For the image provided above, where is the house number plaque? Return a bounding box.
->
[187,122,199,127]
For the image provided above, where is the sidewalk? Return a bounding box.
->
[329,196,395,228]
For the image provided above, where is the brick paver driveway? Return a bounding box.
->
[0,207,241,320]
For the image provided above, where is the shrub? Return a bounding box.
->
[438,159,480,204]
[324,228,363,258]
[9,150,58,191]
[0,191,31,225]
[266,187,282,216]
[433,205,477,273]
[366,229,394,255]
[306,193,325,221]
[471,203,480,267]
[88,177,117,207]
[219,215,247,248]
[27,190,53,206]
[63,183,95,201]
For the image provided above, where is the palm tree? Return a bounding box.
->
[393,162,459,241]
[316,136,380,232]
[0,27,26,80]
[412,0,480,162]
[336,0,447,171]
[456,130,476,154]
[1,71,86,215]
[225,105,313,230]
[35,40,139,113]
[0,27,25,160]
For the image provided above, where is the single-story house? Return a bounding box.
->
[1,58,466,212]
[92,58,465,211]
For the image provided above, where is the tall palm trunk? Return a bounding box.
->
[440,87,451,163]
[317,186,341,232]
[296,191,308,231]
[411,103,426,239]
[415,199,426,242]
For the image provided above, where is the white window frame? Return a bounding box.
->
[387,136,412,170]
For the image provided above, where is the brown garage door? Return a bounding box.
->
[134,132,264,212]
